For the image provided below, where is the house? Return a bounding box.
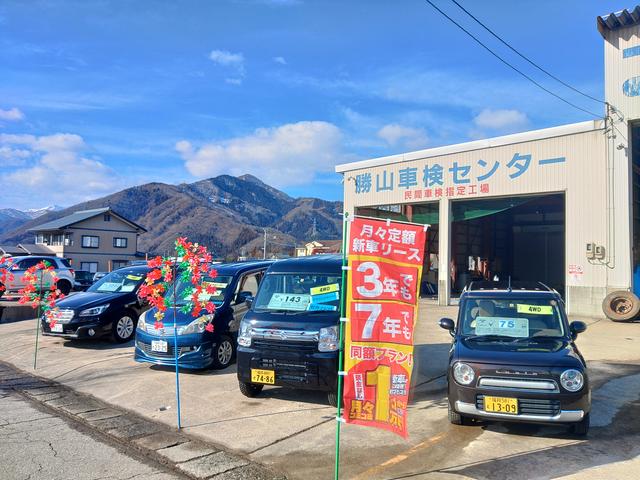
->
[295,240,342,257]
[28,207,147,273]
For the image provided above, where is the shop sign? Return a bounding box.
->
[343,217,426,437]
[352,153,566,199]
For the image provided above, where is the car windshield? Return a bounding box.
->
[460,297,565,339]
[171,274,233,306]
[75,271,93,281]
[88,269,145,293]
[253,272,341,313]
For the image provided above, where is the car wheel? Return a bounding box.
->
[327,391,340,408]
[602,291,640,321]
[239,381,263,398]
[210,335,235,369]
[571,413,590,436]
[56,280,72,296]
[111,311,137,343]
[448,402,471,425]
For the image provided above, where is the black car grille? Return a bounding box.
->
[137,341,194,358]
[476,395,561,416]
[258,358,319,384]
[252,339,317,353]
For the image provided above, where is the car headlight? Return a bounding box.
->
[137,310,148,332]
[178,315,212,335]
[318,325,339,352]
[560,369,584,392]
[79,304,110,317]
[453,362,475,385]
[238,321,252,347]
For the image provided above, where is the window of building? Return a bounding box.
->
[81,235,99,248]
[104,214,111,222]
[113,237,128,248]
[80,262,98,273]
[112,260,128,269]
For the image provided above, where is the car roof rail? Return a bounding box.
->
[467,280,556,292]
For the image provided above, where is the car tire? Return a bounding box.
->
[56,280,72,296]
[210,335,235,369]
[571,413,590,436]
[448,402,470,425]
[602,291,640,321]
[111,311,137,343]
[239,381,263,398]
[327,391,340,408]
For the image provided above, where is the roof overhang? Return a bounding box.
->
[335,120,602,174]
[598,6,640,37]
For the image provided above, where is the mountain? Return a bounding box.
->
[0,175,343,259]
[24,205,64,218]
[0,205,65,235]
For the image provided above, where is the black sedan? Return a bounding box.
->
[42,265,151,343]
[440,282,590,435]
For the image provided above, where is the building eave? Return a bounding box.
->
[335,120,603,174]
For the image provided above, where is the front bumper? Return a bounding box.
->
[41,316,111,339]
[134,329,215,369]
[237,345,338,392]
[455,401,584,422]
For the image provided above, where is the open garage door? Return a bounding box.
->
[450,194,565,296]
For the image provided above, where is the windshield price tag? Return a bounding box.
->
[99,282,121,292]
[126,275,142,281]
[517,304,553,315]
[267,293,311,311]
[475,317,529,337]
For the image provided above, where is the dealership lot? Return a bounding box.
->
[1,302,640,479]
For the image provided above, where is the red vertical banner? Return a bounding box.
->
[343,217,426,437]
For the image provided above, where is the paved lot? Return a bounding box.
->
[1,301,640,479]
[0,391,184,480]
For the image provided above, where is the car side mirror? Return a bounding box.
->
[569,321,587,339]
[439,317,455,336]
[236,290,253,305]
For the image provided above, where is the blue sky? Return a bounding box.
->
[0,0,626,208]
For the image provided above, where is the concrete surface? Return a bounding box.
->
[1,301,640,479]
[0,391,184,480]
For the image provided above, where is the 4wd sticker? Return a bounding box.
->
[310,283,339,295]
[516,304,553,315]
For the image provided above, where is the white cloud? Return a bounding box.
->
[273,56,287,65]
[0,107,25,122]
[0,132,121,205]
[377,124,428,150]
[176,121,345,187]
[473,108,529,130]
[209,49,245,84]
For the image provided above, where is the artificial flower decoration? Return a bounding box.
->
[0,257,15,295]
[17,260,65,326]
[138,237,217,332]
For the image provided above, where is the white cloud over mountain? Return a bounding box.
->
[177,121,346,187]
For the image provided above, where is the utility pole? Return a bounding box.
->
[263,228,267,259]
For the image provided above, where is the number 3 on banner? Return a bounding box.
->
[367,365,391,422]
[356,261,382,298]
[354,303,381,339]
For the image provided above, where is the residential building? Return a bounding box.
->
[28,207,147,272]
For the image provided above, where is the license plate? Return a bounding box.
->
[151,340,168,353]
[51,323,63,333]
[484,396,518,415]
[251,368,275,384]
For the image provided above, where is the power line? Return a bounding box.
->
[449,0,605,105]
[423,0,603,119]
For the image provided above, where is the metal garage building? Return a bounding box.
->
[335,8,640,318]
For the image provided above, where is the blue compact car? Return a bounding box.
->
[134,261,273,370]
